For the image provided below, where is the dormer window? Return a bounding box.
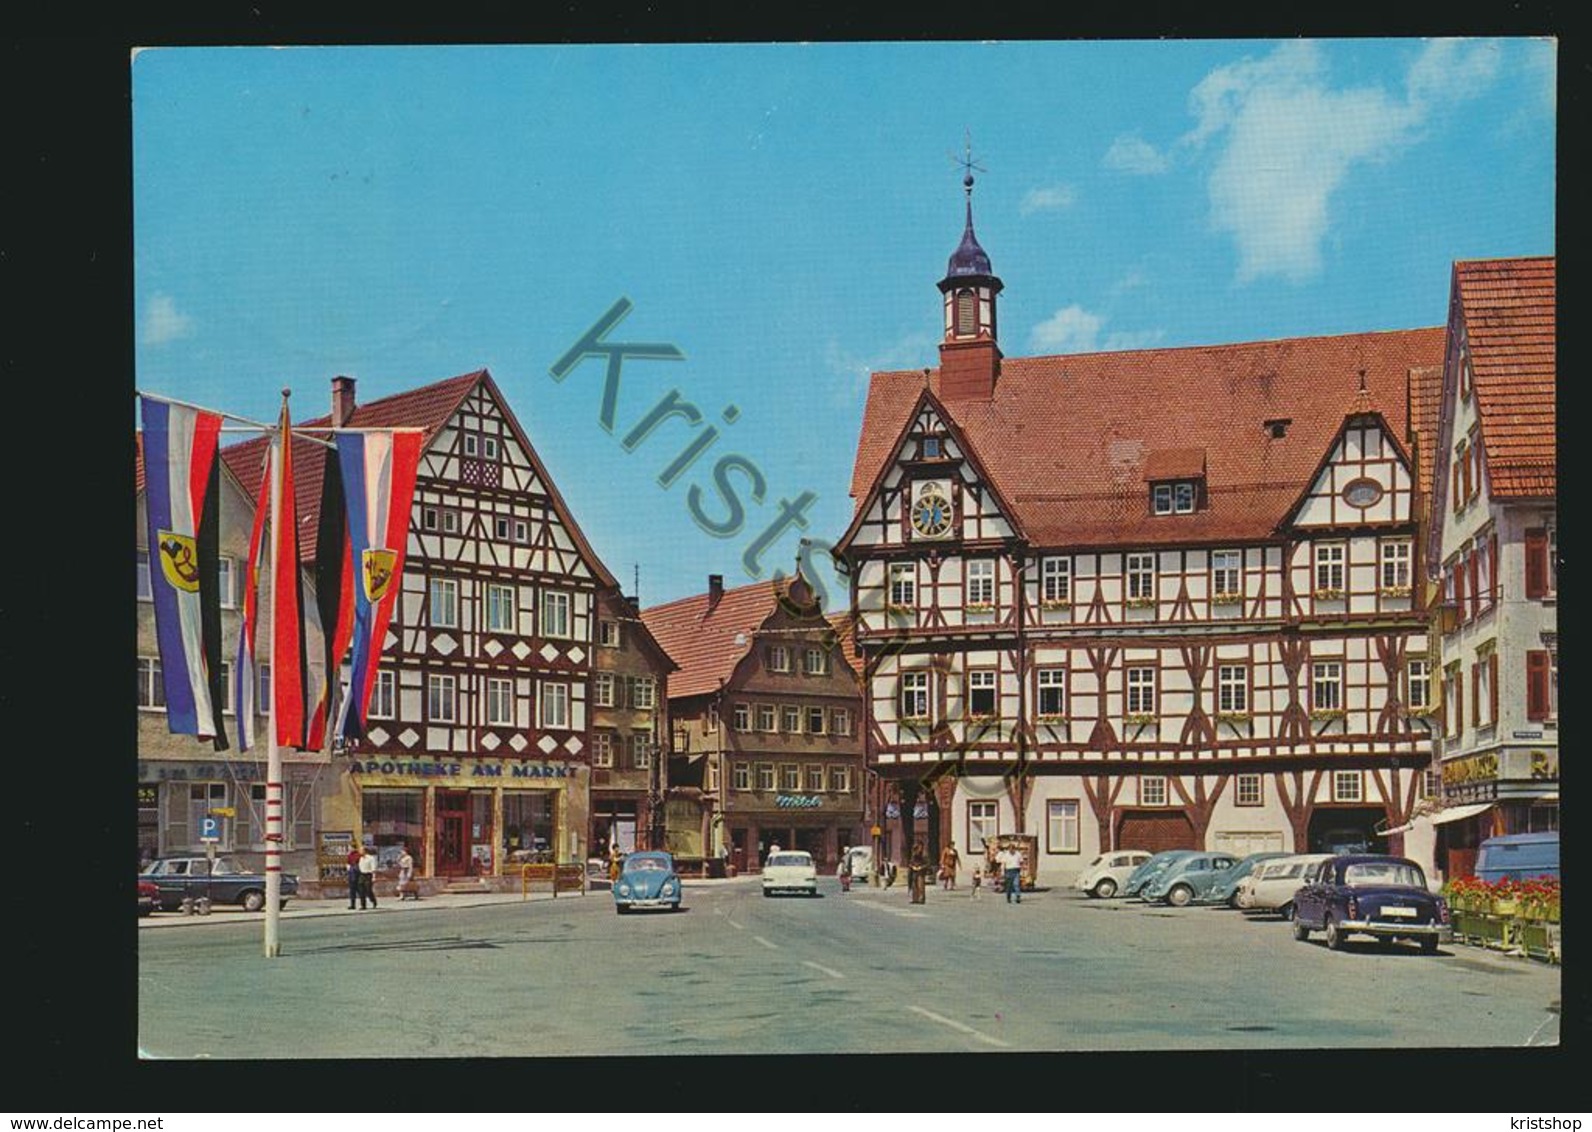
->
[1151,481,1198,515]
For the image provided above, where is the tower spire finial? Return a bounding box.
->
[952,127,985,198]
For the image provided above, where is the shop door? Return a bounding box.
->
[437,790,470,876]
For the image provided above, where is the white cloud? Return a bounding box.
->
[141,293,195,345]
[1103,134,1170,175]
[824,332,937,404]
[1019,184,1077,214]
[1178,38,1500,284]
[1030,305,1102,352]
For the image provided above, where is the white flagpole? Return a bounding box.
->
[263,390,288,958]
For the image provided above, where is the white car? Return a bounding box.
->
[1071,849,1153,899]
[763,850,819,897]
[1235,853,1334,917]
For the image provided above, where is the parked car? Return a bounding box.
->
[139,855,299,912]
[1235,853,1334,918]
[1474,832,1559,882]
[138,879,159,917]
[611,850,683,914]
[1072,850,1153,899]
[763,850,819,897]
[1317,828,1373,855]
[1205,852,1293,908]
[840,845,874,881]
[1123,850,1198,898]
[1291,854,1451,953]
[1141,852,1241,905]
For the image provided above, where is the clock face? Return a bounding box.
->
[910,484,953,538]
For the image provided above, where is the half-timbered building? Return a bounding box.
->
[137,438,331,875]
[222,371,617,892]
[836,183,1449,884]
[590,586,677,856]
[1419,256,1557,878]
[643,573,866,875]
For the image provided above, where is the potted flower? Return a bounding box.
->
[1309,707,1346,722]
[1379,584,1412,599]
[1211,591,1243,607]
[1040,598,1072,611]
[1313,587,1346,602]
[1123,712,1157,727]
[1125,595,1157,609]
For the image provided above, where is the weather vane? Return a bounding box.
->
[950,128,986,196]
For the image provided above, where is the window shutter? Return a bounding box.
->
[1488,532,1499,608]
[1488,652,1499,726]
[1468,552,1481,620]
[1455,677,1464,740]
[1452,461,1463,513]
[1461,444,1472,502]
[1454,562,1467,624]
[1470,664,1480,728]
[1524,529,1548,600]
[1526,651,1550,721]
[1472,441,1484,499]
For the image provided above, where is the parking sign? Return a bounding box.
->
[200,815,221,843]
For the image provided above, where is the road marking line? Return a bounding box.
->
[802,960,845,979]
[909,1005,1011,1048]
[725,918,744,930]
[753,935,780,950]
[1522,1012,1556,1047]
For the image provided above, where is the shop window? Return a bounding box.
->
[502,791,554,865]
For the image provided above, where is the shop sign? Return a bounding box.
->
[1529,749,1558,780]
[1513,730,1544,740]
[775,794,822,809]
[351,758,575,779]
[318,830,354,881]
[1441,751,1498,788]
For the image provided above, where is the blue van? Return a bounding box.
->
[1474,832,1559,882]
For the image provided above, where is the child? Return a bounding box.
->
[970,866,982,900]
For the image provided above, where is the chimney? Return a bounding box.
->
[331,375,357,428]
[707,574,724,612]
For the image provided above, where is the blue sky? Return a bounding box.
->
[132,39,1555,611]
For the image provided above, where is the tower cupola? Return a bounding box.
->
[936,152,1003,399]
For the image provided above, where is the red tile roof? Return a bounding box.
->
[215,369,615,585]
[1406,364,1445,507]
[850,328,1446,546]
[641,579,791,700]
[1452,257,1555,498]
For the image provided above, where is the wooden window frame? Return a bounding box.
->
[1045,799,1081,854]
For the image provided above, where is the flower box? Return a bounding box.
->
[1309,708,1345,722]
[1125,596,1157,610]
[1313,588,1346,602]
[1123,713,1157,727]
[1379,585,1412,599]
[1039,599,1073,611]
[1211,593,1243,607]
[964,602,995,613]
[1036,713,1069,724]
[885,604,914,616]
[1215,712,1251,725]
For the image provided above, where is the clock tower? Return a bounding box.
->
[936,166,1003,401]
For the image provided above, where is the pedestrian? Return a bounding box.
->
[839,851,853,892]
[346,843,362,910]
[358,844,379,909]
[996,843,1023,904]
[908,841,930,904]
[939,840,961,891]
[970,864,983,900]
[396,843,415,900]
[608,840,624,884]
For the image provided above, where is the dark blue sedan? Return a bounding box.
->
[1291,854,1451,953]
[612,850,683,915]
